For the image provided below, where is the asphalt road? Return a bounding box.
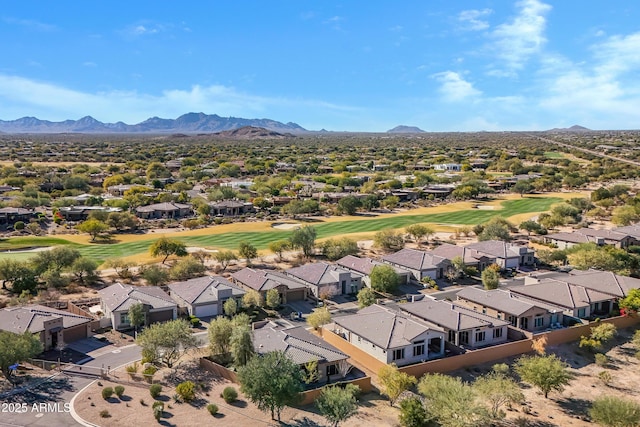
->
[1,329,211,427]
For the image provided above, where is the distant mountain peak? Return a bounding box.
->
[547,124,591,132]
[0,113,308,134]
[387,125,425,133]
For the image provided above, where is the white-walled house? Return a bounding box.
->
[332,304,445,367]
[381,248,450,282]
[168,275,245,318]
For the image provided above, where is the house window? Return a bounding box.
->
[459,331,469,345]
[120,313,130,325]
[448,330,456,343]
[326,364,339,377]
[475,331,486,343]
[508,316,517,327]
[497,313,502,320]
[534,316,544,328]
[413,341,425,357]
[393,348,405,361]
[482,308,487,314]
[577,308,586,318]
[493,328,503,339]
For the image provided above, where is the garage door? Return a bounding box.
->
[193,304,218,318]
[286,289,306,302]
[63,324,88,344]
[148,309,174,324]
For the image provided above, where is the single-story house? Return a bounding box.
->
[544,228,636,250]
[335,255,411,287]
[253,321,351,384]
[0,207,34,229]
[430,243,495,272]
[508,279,616,320]
[456,287,564,332]
[135,202,192,220]
[433,163,462,172]
[397,299,509,349]
[168,275,245,318]
[98,283,177,330]
[57,206,121,222]
[0,305,93,351]
[525,270,640,300]
[208,200,254,216]
[285,262,363,298]
[231,268,307,303]
[381,248,450,282]
[464,240,535,269]
[332,304,445,367]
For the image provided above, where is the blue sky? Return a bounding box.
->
[1,1,639,131]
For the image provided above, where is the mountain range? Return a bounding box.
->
[387,125,426,133]
[0,113,307,134]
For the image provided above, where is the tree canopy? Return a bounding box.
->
[0,331,43,385]
[149,237,188,264]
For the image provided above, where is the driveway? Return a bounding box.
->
[66,337,112,356]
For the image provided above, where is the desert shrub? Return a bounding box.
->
[150,383,162,398]
[492,363,510,376]
[176,381,196,402]
[153,401,164,421]
[142,365,158,383]
[126,362,138,377]
[598,370,613,386]
[102,387,114,400]
[222,386,238,403]
[207,403,218,416]
[99,409,111,418]
[114,385,125,398]
[595,353,608,367]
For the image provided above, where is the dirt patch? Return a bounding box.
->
[271,223,302,230]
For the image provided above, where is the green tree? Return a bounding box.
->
[70,257,98,285]
[361,194,379,211]
[514,354,572,398]
[149,237,188,264]
[107,211,138,231]
[238,240,258,265]
[580,323,617,352]
[32,246,81,275]
[268,240,290,262]
[370,265,400,293]
[398,397,429,427]
[0,331,43,385]
[337,196,362,215]
[76,218,110,242]
[169,257,206,281]
[289,225,317,258]
[320,237,359,261]
[405,224,434,247]
[473,372,524,419]
[590,395,640,427]
[243,289,263,308]
[519,220,544,236]
[612,205,640,227]
[418,373,489,427]
[357,287,376,308]
[481,268,500,290]
[223,298,238,316]
[136,319,196,368]
[378,364,416,406]
[265,288,281,309]
[478,220,512,242]
[373,229,405,252]
[128,303,146,333]
[620,289,640,316]
[230,326,254,367]
[307,307,331,330]
[315,384,359,427]
[0,259,37,294]
[208,316,233,357]
[214,250,237,271]
[140,264,169,286]
[512,180,534,196]
[237,350,303,420]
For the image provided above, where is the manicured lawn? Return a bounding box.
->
[0,196,562,263]
[0,236,73,250]
[544,151,565,159]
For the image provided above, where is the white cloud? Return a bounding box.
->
[489,0,551,73]
[458,9,492,31]
[3,17,56,32]
[0,74,356,124]
[433,71,481,102]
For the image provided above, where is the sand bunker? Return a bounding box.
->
[271,222,302,230]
